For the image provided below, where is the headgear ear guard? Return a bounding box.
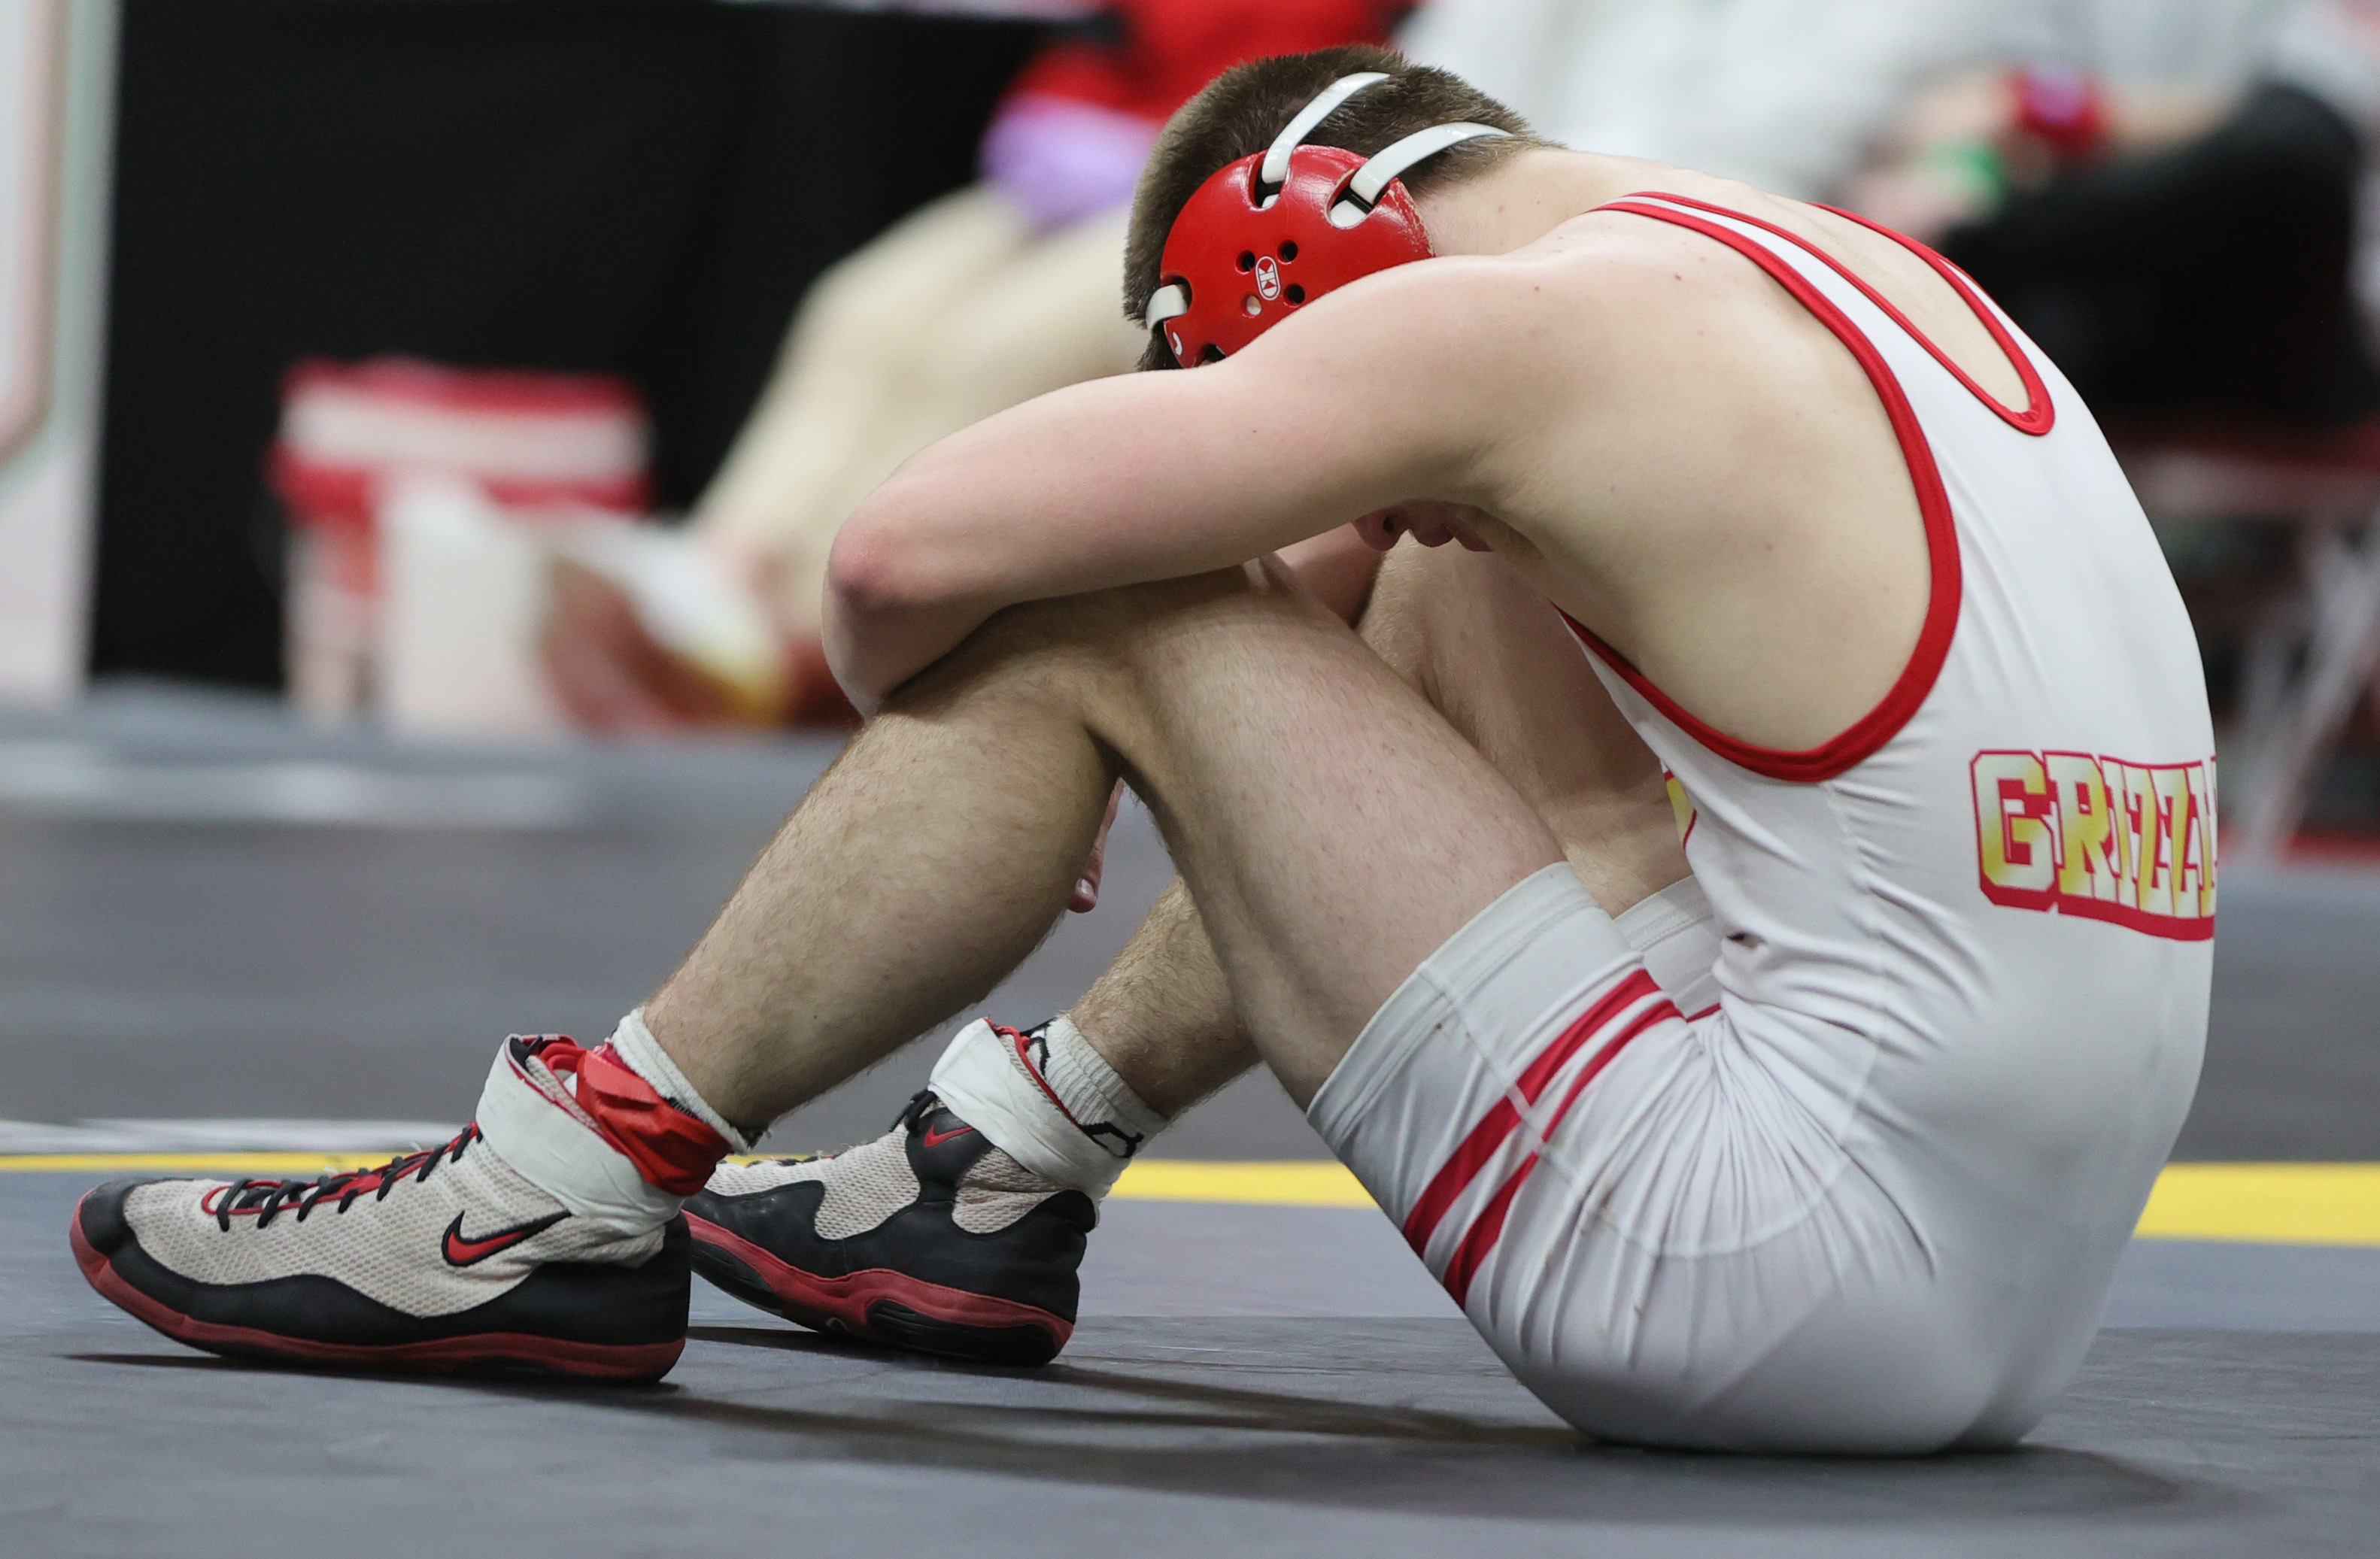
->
[1143,72,1511,367]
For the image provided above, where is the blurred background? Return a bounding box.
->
[5,0,2380,1157]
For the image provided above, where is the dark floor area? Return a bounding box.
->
[5,686,2380,1555]
[0,685,1318,1157]
[6,1172,2380,1556]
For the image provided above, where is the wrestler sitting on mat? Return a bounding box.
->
[71,45,2213,1455]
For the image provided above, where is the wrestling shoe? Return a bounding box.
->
[685,1090,1096,1366]
[71,1038,694,1381]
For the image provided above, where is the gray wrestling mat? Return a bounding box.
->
[6,685,2380,1555]
[0,683,1322,1160]
[6,1172,2380,1557]
[6,683,2376,1160]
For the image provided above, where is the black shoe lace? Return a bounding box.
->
[894,1089,940,1133]
[213,1126,481,1231]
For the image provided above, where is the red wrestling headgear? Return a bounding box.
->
[1143,72,1510,367]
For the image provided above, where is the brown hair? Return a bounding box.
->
[1124,44,1541,369]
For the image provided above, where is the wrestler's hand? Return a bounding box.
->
[1070,781,1124,914]
[539,556,739,731]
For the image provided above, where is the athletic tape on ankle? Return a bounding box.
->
[607,1010,759,1156]
[927,1017,1167,1194]
[474,1044,684,1229]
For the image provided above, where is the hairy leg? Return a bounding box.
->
[1070,540,1689,1116]
[646,557,1568,1124]
[645,620,1114,1130]
[1067,881,1241,1117]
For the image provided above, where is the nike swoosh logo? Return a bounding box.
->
[442,1209,570,1266]
[918,1124,976,1148]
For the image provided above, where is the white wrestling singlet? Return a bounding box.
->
[1307,193,2214,1453]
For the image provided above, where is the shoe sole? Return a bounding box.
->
[71,1194,684,1382]
[685,1212,1070,1366]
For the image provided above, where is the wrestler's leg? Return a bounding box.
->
[646,555,1567,1123]
[1069,539,1689,1116]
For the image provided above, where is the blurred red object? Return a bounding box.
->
[267,356,652,722]
[270,356,649,530]
[1008,0,1407,125]
[2010,63,2108,166]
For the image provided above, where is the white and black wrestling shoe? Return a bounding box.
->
[686,1089,1096,1366]
[71,1036,697,1381]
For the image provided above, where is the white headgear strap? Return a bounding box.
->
[1145,74,1516,332]
[1258,71,1392,193]
[1331,123,1513,227]
[1143,282,1189,329]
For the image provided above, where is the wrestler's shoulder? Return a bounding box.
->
[1388,214,1773,350]
[1279,230,1684,381]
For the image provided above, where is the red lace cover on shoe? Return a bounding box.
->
[538,1039,729,1196]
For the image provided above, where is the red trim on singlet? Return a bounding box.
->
[1641,191,2054,435]
[1402,971,1672,1260]
[1563,197,1967,785]
[1440,996,1679,1307]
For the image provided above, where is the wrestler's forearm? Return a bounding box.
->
[823,287,1501,703]
[827,522,1386,708]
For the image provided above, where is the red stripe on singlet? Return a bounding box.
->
[1565,198,1964,785]
[1440,997,1680,1306]
[1401,969,1665,1257]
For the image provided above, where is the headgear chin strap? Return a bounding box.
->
[1144,73,1510,367]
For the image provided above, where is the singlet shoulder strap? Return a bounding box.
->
[1598,192,2052,435]
[1564,190,1967,784]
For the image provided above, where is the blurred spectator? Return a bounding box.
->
[1401,0,1998,200]
[1856,0,2380,429]
[545,0,1405,730]
[1407,0,2380,427]
[551,0,2380,730]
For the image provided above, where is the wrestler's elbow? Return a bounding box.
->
[830,487,961,619]
[824,498,989,705]
[824,517,912,626]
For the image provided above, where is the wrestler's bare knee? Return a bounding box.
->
[885,559,1349,727]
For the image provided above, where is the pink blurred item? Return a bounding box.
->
[979,93,1161,232]
[974,0,1409,231]
[1004,0,1404,126]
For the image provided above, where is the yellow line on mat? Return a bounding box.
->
[1113,1159,1377,1208]
[2136,1163,2380,1246]
[6,1156,2379,1245]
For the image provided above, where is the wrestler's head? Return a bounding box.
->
[1125,46,1541,372]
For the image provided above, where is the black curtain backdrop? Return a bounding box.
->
[92,0,1040,690]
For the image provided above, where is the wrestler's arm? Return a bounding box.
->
[823,263,1525,705]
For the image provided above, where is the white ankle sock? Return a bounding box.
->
[927,1016,1170,1195]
